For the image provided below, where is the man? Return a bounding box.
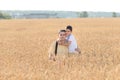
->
[48,30,69,61]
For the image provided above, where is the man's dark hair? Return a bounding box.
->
[59,29,66,33]
[66,25,72,32]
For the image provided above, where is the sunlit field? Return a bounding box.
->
[0,18,120,80]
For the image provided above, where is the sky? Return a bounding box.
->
[0,0,120,12]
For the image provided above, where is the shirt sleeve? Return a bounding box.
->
[68,35,74,42]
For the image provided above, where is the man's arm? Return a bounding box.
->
[48,41,56,61]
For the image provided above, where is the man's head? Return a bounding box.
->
[58,30,66,40]
[65,25,72,36]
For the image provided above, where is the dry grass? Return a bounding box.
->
[0,18,120,80]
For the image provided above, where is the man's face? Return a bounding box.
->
[59,32,66,40]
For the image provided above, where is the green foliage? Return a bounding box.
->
[0,12,11,19]
[78,11,88,18]
[112,12,117,17]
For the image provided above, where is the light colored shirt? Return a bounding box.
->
[48,41,69,60]
[66,34,77,53]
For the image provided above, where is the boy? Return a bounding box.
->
[65,25,81,54]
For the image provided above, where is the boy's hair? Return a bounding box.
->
[66,25,72,32]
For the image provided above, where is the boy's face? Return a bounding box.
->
[66,29,71,36]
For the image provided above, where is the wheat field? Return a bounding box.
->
[0,18,120,80]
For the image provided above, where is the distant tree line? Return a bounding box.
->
[77,11,120,18]
[0,11,120,19]
[0,12,11,19]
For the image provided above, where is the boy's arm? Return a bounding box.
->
[61,40,71,47]
[64,41,71,46]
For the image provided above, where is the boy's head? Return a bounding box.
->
[66,25,72,32]
[65,25,72,36]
